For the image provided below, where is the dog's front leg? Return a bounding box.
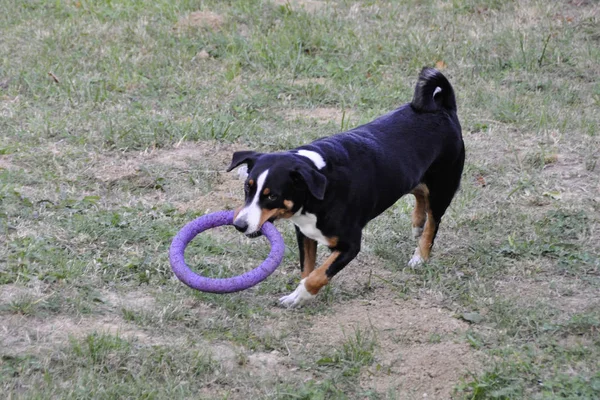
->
[279,237,360,308]
[295,226,317,279]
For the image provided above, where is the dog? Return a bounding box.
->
[227,67,465,308]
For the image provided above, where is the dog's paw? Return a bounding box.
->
[408,248,425,268]
[412,226,424,239]
[279,279,315,308]
[407,254,424,268]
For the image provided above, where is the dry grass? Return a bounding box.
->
[1,0,599,398]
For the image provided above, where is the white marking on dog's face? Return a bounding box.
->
[296,150,326,170]
[235,169,269,234]
[290,209,329,245]
[433,86,442,97]
[279,278,316,308]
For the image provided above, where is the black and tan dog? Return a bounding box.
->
[227,68,465,308]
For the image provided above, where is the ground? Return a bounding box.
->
[1,0,599,399]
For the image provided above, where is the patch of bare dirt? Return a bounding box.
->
[194,49,211,61]
[539,150,600,202]
[99,289,156,312]
[295,292,478,398]
[1,314,155,356]
[292,77,328,85]
[0,155,14,170]
[176,170,243,214]
[0,283,43,304]
[88,141,247,213]
[94,158,139,182]
[365,342,475,398]
[246,350,290,375]
[152,143,225,168]
[495,277,600,317]
[176,11,224,30]
[284,107,350,125]
[272,0,326,13]
[92,141,235,183]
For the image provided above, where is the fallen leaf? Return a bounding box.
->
[196,50,210,60]
[461,312,484,324]
[475,174,487,187]
[543,191,562,200]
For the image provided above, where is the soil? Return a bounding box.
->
[176,11,224,30]
[284,107,351,125]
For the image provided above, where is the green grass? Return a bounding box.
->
[316,327,377,378]
[1,0,599,398]
[2,333,220,398]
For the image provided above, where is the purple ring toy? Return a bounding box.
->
[169,210,285,293]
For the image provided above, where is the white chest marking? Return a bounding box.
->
[290,209,328,245]
[236,169,269,233]
[296,150,326,170]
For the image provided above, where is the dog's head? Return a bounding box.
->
[226,151,327,237]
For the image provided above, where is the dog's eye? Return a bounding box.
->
[244,183,250,193]
[267,194,278,202]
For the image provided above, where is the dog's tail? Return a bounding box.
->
[411,67,457,113]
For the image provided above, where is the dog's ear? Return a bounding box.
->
[227,151,262,172]
[291,166,328,200]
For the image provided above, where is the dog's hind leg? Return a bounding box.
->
[408,187,448,267]
[408,148,465,267]
[410,184,429,239]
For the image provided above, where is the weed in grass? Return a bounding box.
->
[275,378,348,400]
[559,312,600,337]
[56,333,218,398]
[6,294,39,316]
[316,327,377,378]
[458,364,527,399]
[3,236,77,284]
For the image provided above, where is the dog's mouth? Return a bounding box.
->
[245,231,263,239]
[244,217,277,239]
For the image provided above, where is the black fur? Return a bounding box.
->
[229,67,464,288]
[411,67,457,112]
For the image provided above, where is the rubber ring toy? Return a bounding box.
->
[169,210,285,293]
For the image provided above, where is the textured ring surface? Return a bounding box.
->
[169,210,285,293]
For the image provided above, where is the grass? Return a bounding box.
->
[2,332,220,398]
[1,0,599,398]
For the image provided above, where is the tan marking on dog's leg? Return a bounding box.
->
[301,239,317,279]
[304,251,340,295]
[411,184,429,239]
[418,208,436,261]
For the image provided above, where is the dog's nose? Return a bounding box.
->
[233,219,248,233]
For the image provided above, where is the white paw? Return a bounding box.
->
[408,248,424,268]
[408,254,424,267]
[237,165,248,180]
[279,279,315,308]
[412,227,423,239]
